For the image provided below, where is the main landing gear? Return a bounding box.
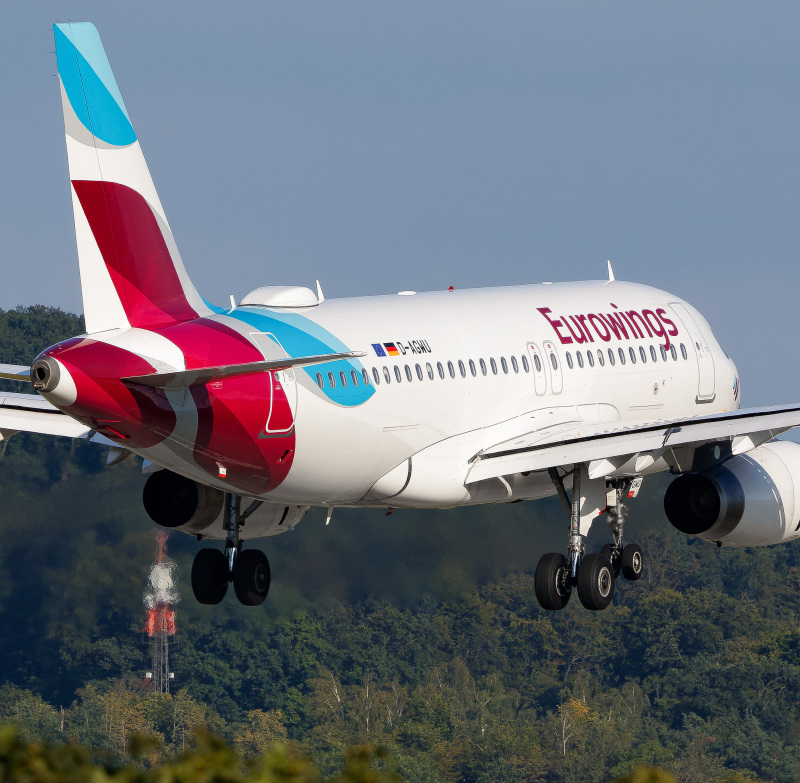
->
[191,494,271,606]
[535,469,644,611]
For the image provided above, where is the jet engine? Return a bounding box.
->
[664,440,800,547]
[142,470,308,539]
[143,470,225,535]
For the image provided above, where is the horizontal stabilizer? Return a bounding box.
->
[0,364,31,382]
[0,392,90,438]
[123,351,366,390]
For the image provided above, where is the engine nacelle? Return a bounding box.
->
[142,470,309,539]
[664,440,800,547]
[143,470,226,535]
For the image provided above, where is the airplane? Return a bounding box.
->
[3,21,800,612]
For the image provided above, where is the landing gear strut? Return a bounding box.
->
[603,480,644,582]
[190,493,271,606]
[534,469,644,612]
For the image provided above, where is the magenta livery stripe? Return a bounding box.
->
[72,180,198,327]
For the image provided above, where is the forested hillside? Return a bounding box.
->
[0,306,799,782]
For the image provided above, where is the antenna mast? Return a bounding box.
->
[144,531,179,693]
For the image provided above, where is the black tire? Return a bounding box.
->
[621,544,644,581]
[534,553,572,611]
[600,544,621,578]
[191,548,228,605]
[577,553,615,610]
[233,549,271,606]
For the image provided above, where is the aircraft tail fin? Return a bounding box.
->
[54,23,211,333]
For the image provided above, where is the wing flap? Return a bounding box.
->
[122,351,366,390]
[467,403,800,483]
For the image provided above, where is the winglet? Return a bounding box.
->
[603,259,616,286]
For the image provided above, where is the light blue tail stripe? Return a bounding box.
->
[54,23,136,147]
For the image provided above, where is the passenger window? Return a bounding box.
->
[458,360,466,378]
[566,352,573,369]
[577,352,584,368]
[480,359,487,376]
[597,349,604,367]
[587,350,594,367]
[351,369,359,386]
[405,365,413,382]
[511,356,519,373]
[394,366,402,383]
[608,348,615,366]
[383,366,391,384]
[550,353,558,370]
[448,361,455,378]
[469,359,477,377]
[437,362,445,379]
[522,355,530,373]
[315,372,324,389]
[629,347,636,364]
[415,363,423,381]
[339,370,347,387]
[680,343,688,360]
[670,345,677,360]
[501,357,508,374]
[362,369,370,385]
[660,345,667,361]
[372,367,380,385]
[618,347,626,365]
[426,363,434,380]
[639,346,647,363]
[328,371,336,388]
[650,345,657,362]
[490,358,498,374]
[533,355,541,372]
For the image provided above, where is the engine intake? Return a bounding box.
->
[142,470,310,540]
[143,470,225,535]
[664,440,800,547]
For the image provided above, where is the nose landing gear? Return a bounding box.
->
[534,469,644,611]
[190,493,271,606]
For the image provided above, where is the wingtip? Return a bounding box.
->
[603,259,615,285]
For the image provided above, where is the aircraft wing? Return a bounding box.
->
[467,403,800,483]
[0,364,31,382]
[0,391,90,438]
[122,351,366,390]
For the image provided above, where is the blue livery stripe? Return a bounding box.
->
[54,23,137,147]
[229,309,375,407]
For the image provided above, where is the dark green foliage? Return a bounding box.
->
[0,305,84,393]
[0,306,797,782]
[0,724,402,782]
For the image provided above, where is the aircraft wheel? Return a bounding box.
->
[233,549,271,606]
[577,553,615,611]
[534,553,572,611]
[621,544,644,581]
[600,544,622,578]
[191,548,228,605]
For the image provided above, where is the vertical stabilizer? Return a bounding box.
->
[54,23,210,333]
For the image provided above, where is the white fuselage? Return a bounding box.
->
[130,279,737,509]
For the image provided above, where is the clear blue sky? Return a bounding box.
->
[2,2,799,406]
